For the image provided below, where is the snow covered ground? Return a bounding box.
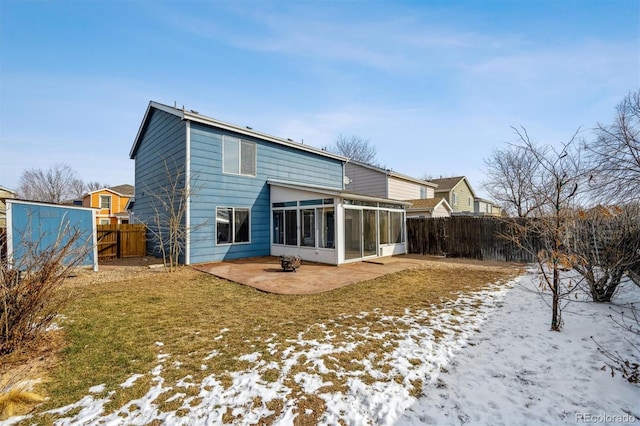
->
[9,269,640,425]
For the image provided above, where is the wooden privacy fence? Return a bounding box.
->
[97,224,146,260]
[406,217,537,263]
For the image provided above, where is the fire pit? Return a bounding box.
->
[279,255,301,272]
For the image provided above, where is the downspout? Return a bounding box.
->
[185,120,191,265]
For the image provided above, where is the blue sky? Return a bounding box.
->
[1,0,638,198]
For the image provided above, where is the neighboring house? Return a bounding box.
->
[474,198,503,217]
[406,198,452,218]
[430,176,477,214]
[129,101,408,265]
[5,199,98,271]
[0,186,17,228]
[345,161,437,200]
[82,184,134,225]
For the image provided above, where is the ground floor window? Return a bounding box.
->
[273,210,284,244]
[317,207,334,249]
[272,209,299,246]
[285,210,297,246]
[273,205,334,249]
[301,209,315,247]
[390,211,403,243]
[379,210,389,244]
[217,207,250,244]
[344,206,405,259]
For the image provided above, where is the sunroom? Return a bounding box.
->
[268,179,409,265]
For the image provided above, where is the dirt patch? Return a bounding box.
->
[65,256,169,287]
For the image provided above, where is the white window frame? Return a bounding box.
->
[452,193,457,205]
[216,206,251,245]
[222,136,257,177]
[100,194,111,210]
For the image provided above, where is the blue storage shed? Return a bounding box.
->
[6,199,98,271]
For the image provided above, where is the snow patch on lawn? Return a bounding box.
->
[8,270,639,425]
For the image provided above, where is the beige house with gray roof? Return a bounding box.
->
[345,161,437,201]
[430,176,476,214]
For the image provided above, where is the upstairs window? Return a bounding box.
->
[223,136,256,176]
[100,195,111,209]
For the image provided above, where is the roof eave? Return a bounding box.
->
[129,101,348,163]
[181,109,347,162]
[130,101,185,159]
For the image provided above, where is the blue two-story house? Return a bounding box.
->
[129,101,408,265]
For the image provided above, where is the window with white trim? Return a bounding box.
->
[301,209,315,247]
[100,195,111,209]
[452,193,457,205]
[223,136,256,176]
[217,207,250,244]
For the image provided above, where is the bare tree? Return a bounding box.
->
[143,158,202,272]
[482,144,542,217]
[566,204,640,302]
[504,127,585,330]
[328,135,378,165]
[84,181,110,193]
[17,164,83,203]
[586,90,640,203]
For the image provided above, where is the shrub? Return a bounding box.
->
[1,224,90,355]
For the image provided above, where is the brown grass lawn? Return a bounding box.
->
[1,258,521,425]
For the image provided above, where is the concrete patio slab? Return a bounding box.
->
[191,255,430,295]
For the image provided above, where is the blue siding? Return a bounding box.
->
[188,122,343,263]
[132,109,186,259]
[9,202,95,268]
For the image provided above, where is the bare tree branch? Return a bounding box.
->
[17,164,82,203]
[586,90,640,203]
[482,143,542,217]
[141,157,204,272]
[328,135,378,165]
[500,127,585,330]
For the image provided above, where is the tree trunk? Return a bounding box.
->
[551,265,561,331]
